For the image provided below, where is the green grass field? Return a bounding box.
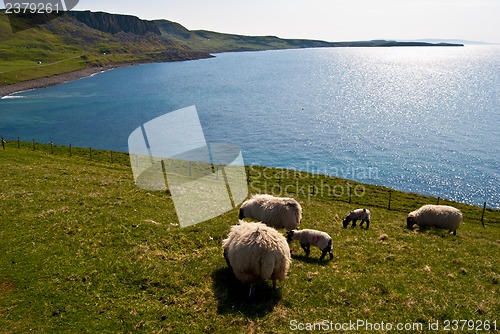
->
[1,142,498,333]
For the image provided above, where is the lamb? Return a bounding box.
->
[222,220,291,298]
[286,229,333,260]
[407,204,463,235]
[342,208,371,229]
[239,194,302,231]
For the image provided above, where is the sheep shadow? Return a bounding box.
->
[407,226,458,237]
[288,245,333,266]
[290,253,333,266]
[211,267,282,318]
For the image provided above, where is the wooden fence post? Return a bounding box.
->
[90,147,92,160]
[160,160,170,195]
[1,136,5,150]
[69,144,72,156]
[388,191,392,210]
[110,151,114,163]
[481,202,487,228]
[32,139,35,151]
[17,137,20,149]
[437,197,440,205]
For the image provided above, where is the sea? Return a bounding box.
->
[1,46,499,208]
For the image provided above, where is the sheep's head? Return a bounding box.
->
[286,230,295,243]
[342,217,351,228]
[238,208,245,219]
[406,215,415,228]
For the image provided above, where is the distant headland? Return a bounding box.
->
[0,10,463,96]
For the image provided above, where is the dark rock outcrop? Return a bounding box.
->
[66,11,161,35]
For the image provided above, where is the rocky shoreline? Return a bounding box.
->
[0,66,116,98]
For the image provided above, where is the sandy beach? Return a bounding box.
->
[0,66,115,98]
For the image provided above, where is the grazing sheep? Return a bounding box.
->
[222,220,291,298]
[286,229,333,260]
[407,204,463,235]
[239,194,302,231]
[342,208,371,229]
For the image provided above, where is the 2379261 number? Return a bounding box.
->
[5,2,61,14]
[443,320,497,331]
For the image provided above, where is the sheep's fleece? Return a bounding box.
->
[239,194,302,230]
[222,221,291,286]
[407,204,463,235]
[342,208,371,229]
[287,229,333,260]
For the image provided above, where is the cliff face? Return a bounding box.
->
[66,11,161,36]
[155,20,192,39]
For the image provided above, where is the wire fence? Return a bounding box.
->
[2,136,499,227]
[1,136,131,165]
[244,166,500,227]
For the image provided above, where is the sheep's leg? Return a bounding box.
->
[365,220,370,230]
[320,249,327,260]
[452,230,456,236]
[273,280,277,290]
[327,244,334,260]
[300,243,310,256]
[321,246,334,260]
[352,219,358,228]
[248,285,255,299]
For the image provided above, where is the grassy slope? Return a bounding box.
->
[0,11,328,86]
[0,12,209,86]
[0,142,498,333]
[155,19,331,53]
[0,14,87,85]
[1,11,318,87]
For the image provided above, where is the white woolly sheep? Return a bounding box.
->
[407,204,463,235]
[239,194,302,231]
[342,208,371,229]
[222,220,291,298]
[286,229,333,260]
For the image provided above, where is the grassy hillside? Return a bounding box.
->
[155,20,332,53]
[0,142,498,333]
[1,11,331,86]
[0,11,210,86]
[0,12,86,84]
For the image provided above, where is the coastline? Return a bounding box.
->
[0,52,212,98]
[0,66,116,98]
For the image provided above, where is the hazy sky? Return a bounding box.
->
[75,0,499,43]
